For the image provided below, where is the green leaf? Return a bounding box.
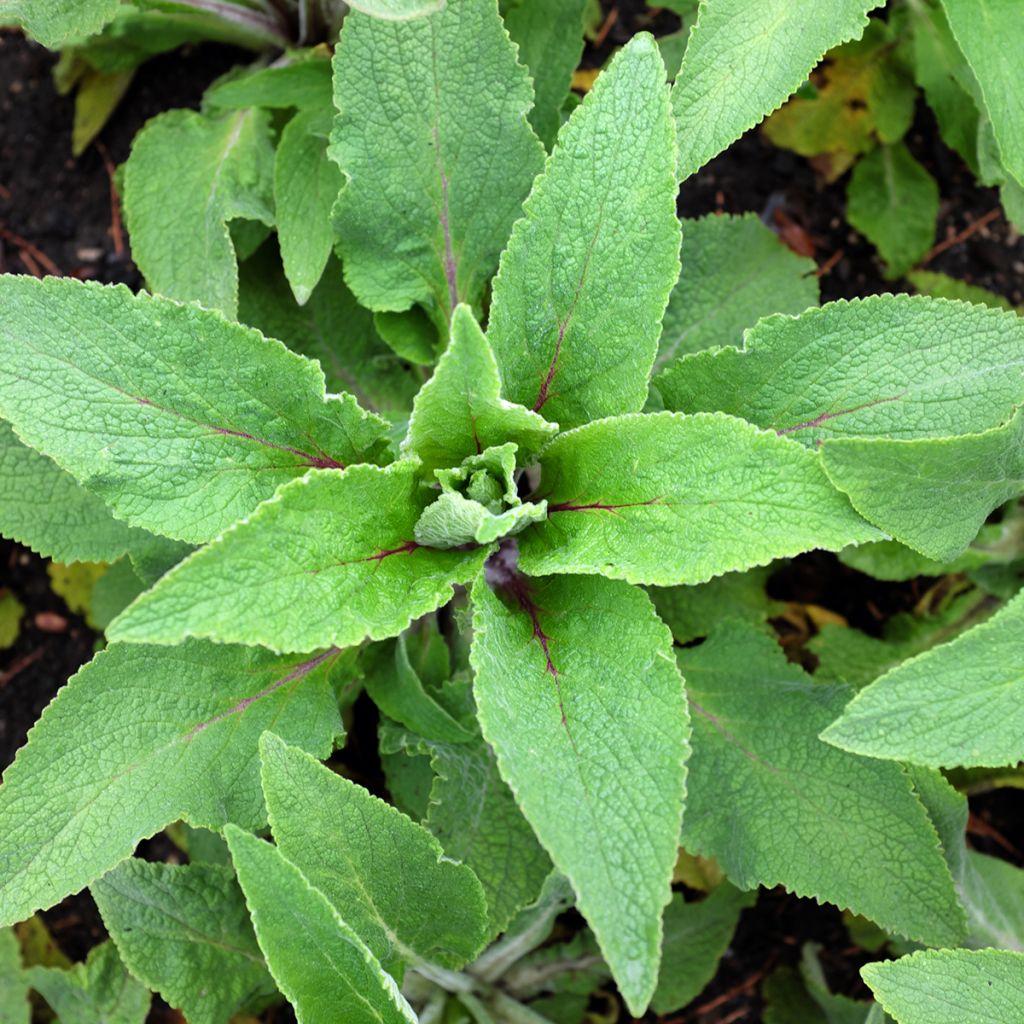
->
[27,942,150,1024]
[92,860,275,1024]
[1,0,121,47]
[415,491,547,548]
[821,408,1024,562]
[347,0,445,19]
[846,143,939,278]
[671,0,884,180]
[863,949,1024,1024]
[822,588,1024,768]
[0,928,29,1024]
[488,34,681,430]
[238,249,420,419]
[404,305,557,471]
[0,420,158,563]
[275,109,344,305]
[504,0,587,148]
[652,885,756,1014]
[939,0,1024,187]
[471,573,689,1014]
[205,55,333,111]
[259,732,490,972]
[108,463,490,653]
[0,276,388,544]
[655,295,1024,443]
[330,0,545,325]
[123,108,275,317]
[657,214,819,369]
[224,825,416,1024]
[518,412,879,586]
[906,270,1016,312]
[0,642,342,926]
[677,620,964,947]
[0,591,23,651]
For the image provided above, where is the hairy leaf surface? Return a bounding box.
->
[1,0,121,47]
[0,643,342,926]
[488,34,680,429]
[519,412,879,586]
[471,574,689,1014]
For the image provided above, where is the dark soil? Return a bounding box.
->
[1,16,1022,1024]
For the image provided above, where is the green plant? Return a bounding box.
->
[2,0,1024,1021]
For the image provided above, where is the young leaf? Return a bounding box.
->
[655,295,1024,443]
[0,642,342,926]
[108,463,491,653]
[123,108,274,317]
[504,0,587,148]
[414,491,547,548]
[259,733,490,972]
[488,34,681,429]
[471,572,689,1014]
[403,305,557,471]
[224,826,416,1024]
[330,0,545,324]
[846,143,939,278]
[275,109,344,305]
[0,927,29,1024]
[821,589,1024,769]
[205,56,333,112]
[862,949,1024,1024]
[92,860,275,1024]
[518,412,879,586]
[657,214,819,368]
[820,408,1024,562]
[671,0,884,180]
[652,885,757,1014]
[677,621,965,947]
[0,276,388,544]
[27,942,150,1024]
[2,0,121,47]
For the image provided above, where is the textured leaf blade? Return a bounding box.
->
[0,927,29,1024]
[863,950,1024,1024]
[259,733,490,971]
[330,0,544,324]
[0,643,342,926]
[671,0,883,180]
[656,295,1024,443]
[404,305,557,470]
[225,826,416,1024]
[348,0,445,19]
[92,860,275,1024]
[1,0,121,46]
[678,621,964,947]
[123,108,274,317]
[471,573,689,1014]
[518,412,879,586]
[108,463,490,653]
[488,33,681,429]
[0,276,387,544]
[822,589,1024,768]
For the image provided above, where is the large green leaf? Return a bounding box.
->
[0,276,387,544]
[677,621,964,946]
[863,950,1024,1024]
[0,642,342,926]
[330,0,544,325]
[404,305,556,470]
[471,573,689,1014]
[259,733,489,972]
[224,826,416,1024]
[519,412,879,586]
[671,0,884,180]
[92,860,275,1024]
[108,463,490,653]
[655,296,1024,443]
[656,213,818,369]
[939,0,1024,186]
[348,0,445,18]
[504,0,586,148]
[0,928,29,1024]
[822,589,1024,768]
[1,0,121,47]
[488,34,680,429]
[123,108,275,317]
[821,408,1024,561]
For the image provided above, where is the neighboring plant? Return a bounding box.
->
[1,1,1024,1022]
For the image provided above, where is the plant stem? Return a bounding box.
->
[164,0,292,48]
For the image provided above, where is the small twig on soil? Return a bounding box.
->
[0,224,63,276]
[0,183,10,200]
[18,249,41,277]
[94,140,125,258]
[592,7,619,48]
[814,248,844,279]
[0,647,44,690]
[968,812,1023,861]
[921,206,1001,265]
